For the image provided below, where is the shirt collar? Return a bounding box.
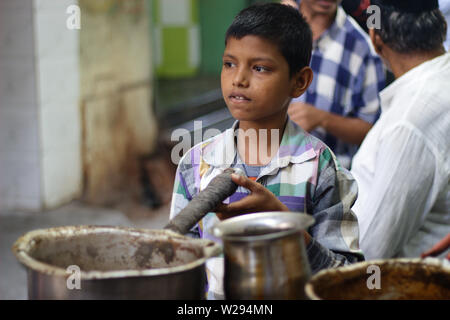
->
[202,119,317,174]
[380,52,450,112]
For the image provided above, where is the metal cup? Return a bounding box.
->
[212,211,315,300]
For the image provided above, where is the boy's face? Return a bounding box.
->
[221,35,300,125]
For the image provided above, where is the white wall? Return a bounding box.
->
[0,0,81,211]
[0,0,42,210]
[34,0,81,208]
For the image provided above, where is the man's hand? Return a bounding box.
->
[288,102,327,132]
[288,101,373,145]
[421,234,450,260]
[214,173,289,221]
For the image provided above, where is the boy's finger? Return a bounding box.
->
[215,202,246,215]
[231,173,262,192]
[221,196,257,214]
[216,212,232,221]
[215,203,228,213]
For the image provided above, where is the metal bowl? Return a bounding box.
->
[12,225,220,300]
[305,258,450,300]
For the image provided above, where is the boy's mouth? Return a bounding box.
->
[229,93,251,101]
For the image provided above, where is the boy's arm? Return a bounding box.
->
[307,149,364,273]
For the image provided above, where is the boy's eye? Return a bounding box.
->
[223,61,235,68]
[254,65,269,73]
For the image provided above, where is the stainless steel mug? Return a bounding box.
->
[212,211,315,300]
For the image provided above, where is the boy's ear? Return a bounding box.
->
[291,66,313,98]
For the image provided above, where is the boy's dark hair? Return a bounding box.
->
[225,3,312,77]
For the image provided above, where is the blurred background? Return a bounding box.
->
[0,0,277,215]
[0,0,275,299]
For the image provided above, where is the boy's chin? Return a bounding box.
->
[228,112,255,123]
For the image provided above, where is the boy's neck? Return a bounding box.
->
[236,115,287,166]
[300,2,336,41]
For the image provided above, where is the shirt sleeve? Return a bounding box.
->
[357,124,438,259]
[351,53,385,124]
[169,157,201,238]
[307,148,364,274]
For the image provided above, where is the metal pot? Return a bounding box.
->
[305,258,450,300]
[12,225,220,300]
[212,211,315,299]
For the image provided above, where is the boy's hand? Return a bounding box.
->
[288,102,327,132]
[215,173,311,245]
[214,173,289,220]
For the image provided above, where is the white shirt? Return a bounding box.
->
[440,0,450,50]
[351,53,450,260]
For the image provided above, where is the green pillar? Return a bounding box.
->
[153,0,200,78]
[198,0,248,75]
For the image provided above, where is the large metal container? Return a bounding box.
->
[305,258,450,300]
[12,226,220,300]
[212,211,315,300]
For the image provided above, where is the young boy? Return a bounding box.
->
[170,3,363,300]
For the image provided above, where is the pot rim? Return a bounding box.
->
[211,211,315,242]
[12,225,221,280]
[304,257,450,300]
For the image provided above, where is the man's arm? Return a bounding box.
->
[421,234,450,260]
[355,125,438,259]
[288,102,373,145]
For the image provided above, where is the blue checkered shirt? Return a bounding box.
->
[292,6,385,167]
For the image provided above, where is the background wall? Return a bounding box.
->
[0,0,158,211]
[0,0,81,211]
[79,0,157,206]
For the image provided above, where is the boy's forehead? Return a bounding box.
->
[224,35,283,59]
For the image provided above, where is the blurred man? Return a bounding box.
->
[283,0,385,168]
[351,0,450,260]
[341,0,370,31]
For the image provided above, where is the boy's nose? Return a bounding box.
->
[232,68,249,87]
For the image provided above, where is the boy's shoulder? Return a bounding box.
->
[283,119,341,170]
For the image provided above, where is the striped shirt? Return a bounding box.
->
[170,119,363,299]
[292,6,385,167]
